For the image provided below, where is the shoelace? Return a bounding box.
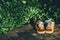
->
[45,19,52,27]
[38,21,44,27]
[47,22,52,27]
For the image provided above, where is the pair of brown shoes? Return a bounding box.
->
[35,20,55,34]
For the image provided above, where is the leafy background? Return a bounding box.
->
[0,0,60,34]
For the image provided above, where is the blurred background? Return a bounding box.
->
[0,0,60,34]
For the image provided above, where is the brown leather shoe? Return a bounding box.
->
[45,20,55,34]
[35,20,45,34]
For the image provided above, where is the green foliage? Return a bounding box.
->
[0,0,60,34]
